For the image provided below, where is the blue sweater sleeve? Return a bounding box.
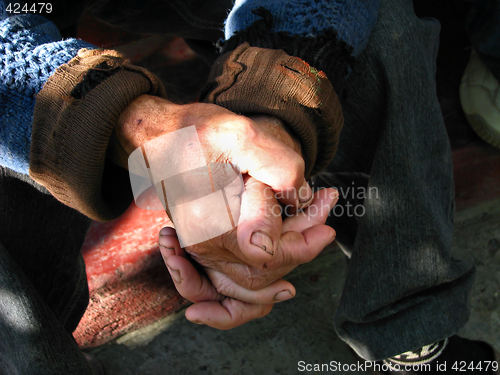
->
[0,1,95,175]
[225,0,379,57]
[223,0,379,91]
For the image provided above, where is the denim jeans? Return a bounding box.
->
[0,0,475,372]
[318,0,475,361]
[465,0,500,79]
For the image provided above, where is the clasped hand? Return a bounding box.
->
[112,95,338,329]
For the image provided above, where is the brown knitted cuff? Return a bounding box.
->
[202,42,343,177]
[29,48,166,221]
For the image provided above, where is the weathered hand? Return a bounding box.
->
[114,94,337,329]
[158,187,338,329]
[113,95,318,281]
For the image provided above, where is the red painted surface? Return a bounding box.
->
[73,204,188,348]
[80,203,170,291]
[73,17,198,348]
[73,261,187,348]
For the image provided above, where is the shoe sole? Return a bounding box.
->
[464,112,500,149]
[459,50,500,150]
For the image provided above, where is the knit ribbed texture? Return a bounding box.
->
[29,49,166,221]
[220,8,354,94]
[0,9,95,175]
[225,0,380,57]
[203,43,344,177]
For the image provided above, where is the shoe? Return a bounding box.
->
[373,336,497,374]
[460,50,500,149]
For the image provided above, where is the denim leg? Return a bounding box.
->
[327,0,475,361]
[465,0,500,80]
[0,167,91,333]
[0,241,92,374]
[0,167,92,373]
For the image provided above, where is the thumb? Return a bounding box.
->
[234,177,282,266]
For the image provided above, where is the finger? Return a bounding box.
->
[282,188,338,233]
[160,254,221,303]
[159,227,185,257]
[209,225,335,291]
[276,224,336,267]
[205,268,295,305]
[232,177,282,265]
[160,243,295,305]
[232,125,313,208]
[159,227,218,302]
[185,299,273,330]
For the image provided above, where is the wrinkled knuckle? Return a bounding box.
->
[236,116,258,144]
[239,277,255,290]
[213,279,233,297]
[247,274,268,291]
[279,154,304,191]
[290,155,305,183]
[243,274,257,290]
[274,244,289,266]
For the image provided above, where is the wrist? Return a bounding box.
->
[249,115,302,156]
[109,95,179,168]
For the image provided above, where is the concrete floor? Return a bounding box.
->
[90,199,500,374]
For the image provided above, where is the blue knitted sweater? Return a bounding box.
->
[0,1,94,174]
[0,0,379,176]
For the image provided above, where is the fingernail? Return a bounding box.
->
[273,290,293,302]
[250,231,274,255]
[189,319,204,325]
[160,227,175,236]
[298,180,313,205]
[165,259,182,283]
